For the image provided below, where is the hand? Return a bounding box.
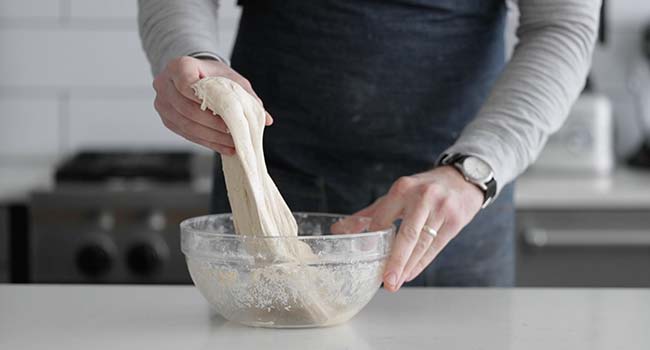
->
[152,56,273,155]
[354,166,483,292]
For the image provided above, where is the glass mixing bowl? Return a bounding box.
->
[181,213,395,328]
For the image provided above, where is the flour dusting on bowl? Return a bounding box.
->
[181,213,394,328]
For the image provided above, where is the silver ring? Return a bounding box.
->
[422,224,438,238]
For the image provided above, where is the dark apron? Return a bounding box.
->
[211,0,515,286]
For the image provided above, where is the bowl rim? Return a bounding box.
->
[180,212,396,240]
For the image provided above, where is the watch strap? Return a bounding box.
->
[439,153,497,209]
[481,177,497,208]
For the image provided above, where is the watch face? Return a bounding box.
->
[462,157,493,183]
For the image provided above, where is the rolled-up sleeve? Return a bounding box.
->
[138,0,224,76]
[442,0,601,195]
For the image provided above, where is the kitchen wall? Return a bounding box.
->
[0,0,242,163]
[0,0,649,163]
[591,1,650,157]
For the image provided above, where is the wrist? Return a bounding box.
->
[188,51,230,66]
[439,153,497,208]
[438,165,484,204]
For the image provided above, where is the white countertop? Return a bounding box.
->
[2,156,650,209]
[1,285,649,349]
[515,167,650,209]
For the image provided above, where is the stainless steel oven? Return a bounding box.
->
[30,188,208,283]
[28,151,212,284]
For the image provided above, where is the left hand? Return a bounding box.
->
[354,166,484,292]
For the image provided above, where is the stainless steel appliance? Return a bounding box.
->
[532,3,613,175]
[29,151,211,283]
[532,93,614,175]
[517,209,650,287]
[627,21,650,167]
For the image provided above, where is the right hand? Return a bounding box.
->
[152,56,273,155]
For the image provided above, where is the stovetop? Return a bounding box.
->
[55,151,192,184]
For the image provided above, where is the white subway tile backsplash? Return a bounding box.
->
[69,0,136,19]
[0,29,151,88]
[0,0,60,18]
[67,94,203,151]
[0,0,646,162]
[0,96,60,156]
[66,0,241,21]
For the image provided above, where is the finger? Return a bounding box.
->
[368,196,403,232]
[167,118,236,155]
[170,60,202,104]
[230,75,263,105]
[370,176,422,231]
[404,221,456,282]
[331,198,382,234]
[156,99,236,151]
[383,196,431,292]
[330,216,370,235]
[225,75,272,128]
[240,81,261,102]
[354,197,383,218]
[401,213,444,284]
[193,137,236,155]
[166,82,230,133]
[164,107,234,148]
[194,137,236,155]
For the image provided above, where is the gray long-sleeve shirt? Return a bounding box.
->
[138,0,601,196]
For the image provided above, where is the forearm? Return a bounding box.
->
[444,0,601,194]
[138,0,225,76]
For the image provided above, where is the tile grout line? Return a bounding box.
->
[0,86,152,98]
[57,90,70,156]
[59,0,71,25]
[0,18,138,31]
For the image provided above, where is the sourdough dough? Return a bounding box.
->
[192,77,331,323]
[193,77,294,238]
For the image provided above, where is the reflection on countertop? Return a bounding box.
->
[1,285,649,350]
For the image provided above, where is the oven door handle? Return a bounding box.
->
[523,228,650,248]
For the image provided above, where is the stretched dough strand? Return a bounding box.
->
[192,77,331,323]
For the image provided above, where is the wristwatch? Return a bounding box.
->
[440,153,497,208]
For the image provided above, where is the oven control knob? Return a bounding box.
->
[76,244,113,277]
[126,242,166,275]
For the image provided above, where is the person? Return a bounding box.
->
[138,0,601,291]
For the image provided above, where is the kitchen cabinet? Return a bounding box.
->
[515,168,650,287]
[3,156,650,287]
[516,209,650,287]
[1,285,648,349]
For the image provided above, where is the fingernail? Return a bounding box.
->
[385,272,397,287]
